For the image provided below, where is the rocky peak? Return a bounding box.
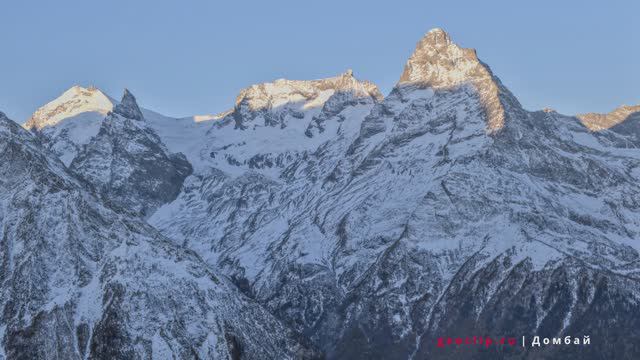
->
[398,28,481,86]
[0,111,17,137]
[416,27,452,50]
[332,69,383,101]
[24,85,113,130]
[228,71,382,130]
[577,104,640,131]
[235,71,381,109]
[113,88,144,120]
[398,28,516,133]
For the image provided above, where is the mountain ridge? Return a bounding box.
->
[4,27,640,360]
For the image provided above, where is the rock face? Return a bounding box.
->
[69,90,192,218]
[577,104,640,131]
[8,28,640,359]
[194,70,383,176]
[0,112,320,360]
[397,28,522,133]
[230,69,382,131]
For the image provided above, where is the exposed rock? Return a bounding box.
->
[23,86,114,165]
[398,28,522,133]
[577,104,640,131]
[113,89,144,121]
[69,90,192,218]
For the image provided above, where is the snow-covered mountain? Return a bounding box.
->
[577,104,640,132]
[197,70,382,177]
[0,112,319,359]
[24,86,114,165]
[68,90,193,218]
[7,28,640,359]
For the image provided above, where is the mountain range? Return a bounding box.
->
[2,28,639,359]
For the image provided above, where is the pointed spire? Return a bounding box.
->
[396,27,522,133]
[577,104,640,131]
[398,28,479,86]
[0,110,31,141]
[25,85,113,130]
[114,89,144,120]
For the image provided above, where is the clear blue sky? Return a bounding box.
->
[1,0,637,121]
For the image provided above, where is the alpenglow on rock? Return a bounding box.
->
[398,28,521,133]
[190,70,384,176]
[24,85,113,130]
[23,86,114,165]
[227,69,382,130]
[577,104,640,131]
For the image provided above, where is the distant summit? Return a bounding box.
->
[24,85,113,130]
[224,70,382,131]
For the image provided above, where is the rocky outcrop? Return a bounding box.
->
[113,89,144,121]
[23,86,114,165]
[577,104,640,131]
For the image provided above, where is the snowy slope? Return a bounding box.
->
[0,111,319,359]
[175,70,382,176]
[23,85,218,168]
[24,86,113,165]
